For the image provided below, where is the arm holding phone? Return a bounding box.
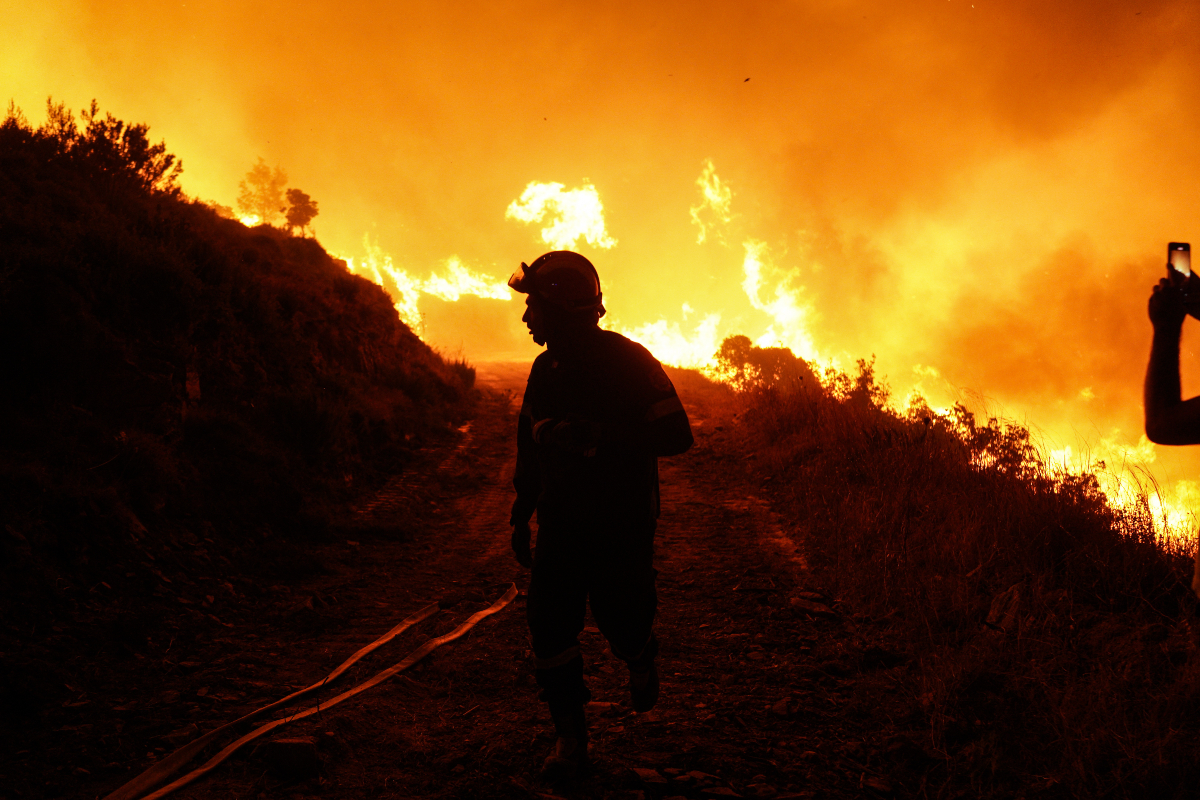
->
[1144,243,1200,445]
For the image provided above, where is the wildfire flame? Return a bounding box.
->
[505,182,617,250]
[690,159,734,245]
[333,163,1195,545]
[339,235,510,333]
[607,305,725,370]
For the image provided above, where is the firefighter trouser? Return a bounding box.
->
[527,519,658,712]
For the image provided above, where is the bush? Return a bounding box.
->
[0,100,474,663]
[742,357,1199,796]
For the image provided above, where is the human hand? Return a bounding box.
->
[532,416,600,456]
[1149,271,1200,330]
[511,521,532,568]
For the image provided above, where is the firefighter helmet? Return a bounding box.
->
[508,251,605,317]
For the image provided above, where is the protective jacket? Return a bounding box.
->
[511,328,693,528]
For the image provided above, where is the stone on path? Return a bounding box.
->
[632,766,668,784]
[788,597,837,619]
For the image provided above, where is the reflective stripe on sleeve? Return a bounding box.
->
[645,396,685,422]
[532,418,556,440]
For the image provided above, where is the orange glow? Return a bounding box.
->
[8,0,1200,537]
[506,182,617,251]
[339,236,511,334]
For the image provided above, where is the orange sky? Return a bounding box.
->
[6,0,1200,508]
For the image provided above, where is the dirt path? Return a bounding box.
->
[81,372,928,800]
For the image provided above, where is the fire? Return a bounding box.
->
[333,163,1195,545]
[690,159,733,245]
[338,235,510,334]
[505,182,617,250]
[606,306,724,369]
[740,240,820,363]
[1049,435,1196,540]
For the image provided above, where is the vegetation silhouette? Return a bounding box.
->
[236,157,287,225]
[285,187,319,236]
[715,334,818,392]
[730,350,1198,797]
[0,99,472,722]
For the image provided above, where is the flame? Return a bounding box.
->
[339,235,510,333]
[422,255,510,302]
[1047,435,1195,541]
[606,307,724,369]
[505,181,617,251]
[690,159,733,244]
[740,240,821,362]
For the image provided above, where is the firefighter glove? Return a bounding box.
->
[511,520,533,569]
[531,416,600,456]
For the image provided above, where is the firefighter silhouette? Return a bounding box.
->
[508,251,694,780]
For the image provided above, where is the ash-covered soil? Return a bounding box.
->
[11,371,934,800]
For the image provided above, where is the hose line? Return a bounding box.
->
[105,583,518,800]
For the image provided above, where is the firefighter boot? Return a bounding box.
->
[540,702,589,781]
[625,634,660,712]
[628,660,659,712]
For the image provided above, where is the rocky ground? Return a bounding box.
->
[12,367,938,800]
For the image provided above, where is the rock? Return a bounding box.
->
[701,788,742,797]
[747,784,777,798]
[788,597,837,619]
[985,584,1023,634]
[861,775,894,796]
[769,698,792,717]
[259,736,321,780]
[586,700,616,715]
[688,770,721,783]
[632,767,668,784]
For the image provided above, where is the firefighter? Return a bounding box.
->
[507,251,694,780]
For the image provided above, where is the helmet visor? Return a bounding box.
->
[508,262,532,293]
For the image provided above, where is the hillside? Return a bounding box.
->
[5,100,1200,800]
[0,101,473,720]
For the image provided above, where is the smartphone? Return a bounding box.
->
[1169,242,1191,277]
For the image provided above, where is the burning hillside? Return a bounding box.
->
[0,101,473,719]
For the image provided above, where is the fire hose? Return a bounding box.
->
[104,583,518,800]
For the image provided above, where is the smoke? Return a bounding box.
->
[7,0,1200,516]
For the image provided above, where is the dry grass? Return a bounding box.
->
[743,361,1200,798]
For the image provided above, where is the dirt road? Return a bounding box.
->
[80,369,925,800]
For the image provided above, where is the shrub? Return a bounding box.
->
[742,357,1199,796]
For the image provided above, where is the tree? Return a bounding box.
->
[236,157,287,225]
[285,188,319,236]
[715,334,817,391]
